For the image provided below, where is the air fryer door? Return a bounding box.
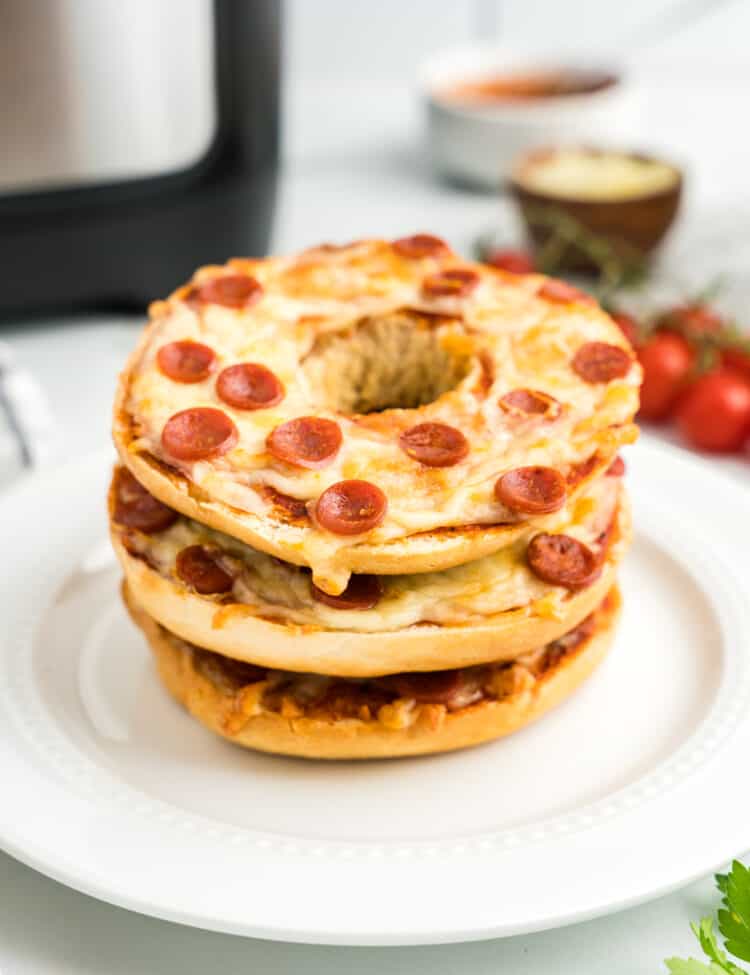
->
[0,0,280,318]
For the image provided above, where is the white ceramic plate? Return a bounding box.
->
[1,441,749,946]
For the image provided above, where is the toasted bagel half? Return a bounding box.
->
[111,466,630,676]
[123,583,621,760]
[114,238,639,594]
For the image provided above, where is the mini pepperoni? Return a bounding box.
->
[572,342,633,383]
[538,280,594,304]
[189,274,263,309]
[258,485,310,521]
[495,466,567,515]
[422,268,480,299]
[526,533,601,589]
[399,422,469,468]
[606,455,626,477]
[390,670,467,706]
[175,545,233,595]
[156,341,216,384]
[208,655,267,687]
[392,234,450,259]
[161,407,238,461]
[112,467,178,533]
[216,363,285,411]
[315,480,387,535]
[267,417,342,470]
[499,388,561,419]
[545,613,597,660]
[311,574,384,610]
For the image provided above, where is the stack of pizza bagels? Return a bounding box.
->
[110,235,640,760]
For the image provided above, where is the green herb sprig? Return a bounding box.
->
[476,205,648,304]
[666,861,750,973]
[522,204,650,301]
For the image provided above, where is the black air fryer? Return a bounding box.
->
[0,0,280,317]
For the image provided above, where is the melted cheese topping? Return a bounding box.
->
[124,239,640,587]
[120,476,623,633]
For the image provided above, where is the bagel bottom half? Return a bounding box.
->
[123,583,622,760]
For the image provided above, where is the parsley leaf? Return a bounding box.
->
[692,917,746,975]
[665,861,750,973]
[665,960,731,975]
[717,862,750,964]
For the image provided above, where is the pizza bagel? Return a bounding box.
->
[111,463,630,676]
[113,237,639,595]
[123,583,621,760]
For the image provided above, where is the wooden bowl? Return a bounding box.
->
[509,147,682,273]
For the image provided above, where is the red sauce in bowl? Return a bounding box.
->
[439,70,618,106]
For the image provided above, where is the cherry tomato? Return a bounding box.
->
[722,347,750,381]
[485,248,535,274]
[657,303,723,340]
[676,369,750,453]
[637,332,695,421]
[610,311,640,349]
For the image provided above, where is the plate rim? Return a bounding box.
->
[0,442,749,945]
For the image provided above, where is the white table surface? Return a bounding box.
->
[1,68,748,972]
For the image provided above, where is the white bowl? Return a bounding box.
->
[422,47,638,191]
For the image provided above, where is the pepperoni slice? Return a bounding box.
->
[315,480,387,535]
[203,653,267,688]
[392,234,450,259]
[156,341,216,384]
[175,545,233,595]
[398,422,469,467]
[311,574,384,610]
[540,615,598,672]
[258,485,310,521]
[161,407,238,461]
[422,268,480,299]
[572,342,633,383]
[216,363,285,411]
[499,388,561,419]
[495,466,567,515]
[267,417,342,470]
[389,670,469,707]
[538,280,594,304]
[526,533,601,589]
[606,455,626,477]
[189,274,263,309]
[112,467,178,533]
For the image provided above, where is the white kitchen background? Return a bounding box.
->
[277,0,750,252]
[283,0,749,83]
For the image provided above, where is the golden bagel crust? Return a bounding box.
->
[124,584,621,760]
[111,489,630,677]
[113,238,639,594]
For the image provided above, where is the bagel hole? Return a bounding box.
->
[302,311,472,414]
